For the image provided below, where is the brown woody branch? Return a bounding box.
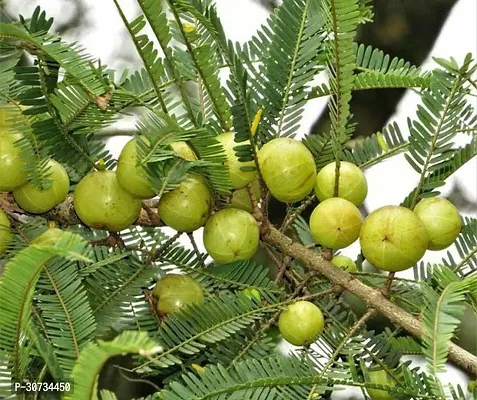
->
[262,223,477,376]
[0,193,162,228]
[2,192,476,375]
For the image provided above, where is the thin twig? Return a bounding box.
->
[116,366,162,392]
[263,223,477,375]
[147,231,182,264]
[188,232,205,268]
[280,194,316,232]
[381,272,396,298]
[230,282,336,365]
[307,309,377,400]
[273,255,292,284]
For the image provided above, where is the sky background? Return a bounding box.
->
[3,0,477,398]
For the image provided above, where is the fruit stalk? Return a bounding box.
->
[262,223,477,376]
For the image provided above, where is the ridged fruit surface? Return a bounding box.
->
[366,369,395,400]
[0,133,28,191]
[258,138,316,203]
[331,255,357,272]
[315,161,367,206]
[217,132,256,189]
[414,197,461,250]
[310,198,362,249]
[170,141,197,161]
[360,205,428,272]
[203,208,259,264]
[158,175,212,232]
[74,170,142,232]
[13,159,69,214]
[278,301,324,346]
[153,274,204,315]
[117,138,156,199]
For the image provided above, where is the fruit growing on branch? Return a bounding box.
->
[360,205,428,272]
[157,175,213,232]
[414,196,461,250]
[0,207,11,256]
[309,198,362,249]
[278,300,325,346]
[230,179,260,213]
[170,141,197,161]
[74,170,142,232]
[331,255,357,272]
[153,274,204,315]
[217,132,256,189]
[13,159,69,214]
[314,161,368,206]
[0,133,28,192]
[366,369,396,400]
[117,138,197,199]
[258,138,316,203]
[203,208,259,264]
[117,138,156,199]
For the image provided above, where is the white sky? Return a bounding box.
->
[5,0,477,397]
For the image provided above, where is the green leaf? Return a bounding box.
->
[36,258,97,376]
[257,0,325,140]
[404,56,477,208]
[321,0,360,156]
[420,270,476,374]
[65,331,160,400]
[0,232,91,396]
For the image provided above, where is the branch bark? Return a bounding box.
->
[0,193,162,228]
[2,192,476,375]
[262,223,477,376]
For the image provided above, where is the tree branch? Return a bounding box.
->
[0,193,162,228]
[2,192,475,375]
[262,223,477,375]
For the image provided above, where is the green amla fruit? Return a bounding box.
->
[74,170,142,232]
[117,138,197,199]
[366,369,396,400]
[170,141,197,161]
[331,255,357,272]
[217,132,256,190]
[315,161,368,206]
[153,274,204,315]
[258,138,316,203]
[203,208,259,264]
[117,138,156,199]
[309,198,362,249]
[31,228,64,246]
[158,175,213,232]
[13,159,70,214]
[0,133,28,191]
[229,179,260,213]
[278,301,325,346]
[414,197,461,251]
[0,207,11,256]
[360,205,428,272]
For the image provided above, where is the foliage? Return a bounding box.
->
[0,0,475,399]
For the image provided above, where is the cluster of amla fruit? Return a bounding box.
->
[310,159,461,273]
[1,107,71,256]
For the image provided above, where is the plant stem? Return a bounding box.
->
[262,223,477,375]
